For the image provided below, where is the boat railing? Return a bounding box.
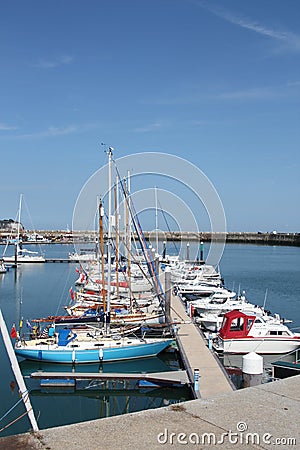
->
[269,347,300,365]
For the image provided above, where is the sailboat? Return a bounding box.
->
[15,149,173,364]
[14,326,173,364]
[2,194,45,264]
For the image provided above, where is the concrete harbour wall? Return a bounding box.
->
[29,231,300,247]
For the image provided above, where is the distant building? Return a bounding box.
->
[0,219,24,236]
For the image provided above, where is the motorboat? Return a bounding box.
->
[189,289,240,315]
[196,304,270,332]
[174,281,223,296]
[213,310,300,354]
[171,262,221,286]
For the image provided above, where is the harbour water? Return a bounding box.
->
[0,244,190,437]
[0,243,299,437]
[221,244,300,375]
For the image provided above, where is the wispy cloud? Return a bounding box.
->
[14,125,78,139]
[190,119,212,126]
[217,87,280,101]
[287,80,300,87]
[193,0,300,52]
[133,121,169,132]
[0,123,18,131]
[217,82,300,101]
[32,55,74,69]
[143,79,300,106]
[0,122,100,140]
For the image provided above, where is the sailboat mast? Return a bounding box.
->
[15,193,23,265]
[126,171,132,308]
[17,194,22,237]
[155,186,158,254]
[106,147,113,327]
[114,182,119,299]
[99,199,106,311]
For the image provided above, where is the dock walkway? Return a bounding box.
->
[30,370,189,386]
[171,292,233,399]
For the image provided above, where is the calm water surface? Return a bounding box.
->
[0,244,189,436]
[0,243,299,436]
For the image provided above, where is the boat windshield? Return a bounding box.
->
[230,317,245,332]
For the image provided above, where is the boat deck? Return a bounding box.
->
[171,292,234,398]
[16,333,172,349]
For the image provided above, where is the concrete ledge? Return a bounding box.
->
[1,375,299,449]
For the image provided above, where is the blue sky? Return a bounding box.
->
[0,0,299,232]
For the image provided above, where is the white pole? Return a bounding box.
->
[17,193,23,240]
[126,171,132,306]
[155,186,158,253]
[127,170,131,257]
[15,193,23,262]
[107,148,113,330]
[263,288,268,310]
[0,309,39,432]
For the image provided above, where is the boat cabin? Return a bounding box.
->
[219,310,256,339]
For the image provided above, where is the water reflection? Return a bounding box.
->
[19,354,191,430]
[19,351,182,377]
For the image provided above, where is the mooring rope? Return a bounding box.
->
[0,389,31,433]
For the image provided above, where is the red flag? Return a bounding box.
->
[69,287,75,301]
[80,274,86,283]
[10,325,17,339]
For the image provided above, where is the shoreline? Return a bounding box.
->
[1,231,299,247]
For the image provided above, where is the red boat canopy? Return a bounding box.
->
[219,310,256,339]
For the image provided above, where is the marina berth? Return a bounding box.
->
[2,146,297,440]
[213,309,300,354]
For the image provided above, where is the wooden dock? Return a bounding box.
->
[45,258,78,263]
[30,370,189,386]
[171,292,234,399]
